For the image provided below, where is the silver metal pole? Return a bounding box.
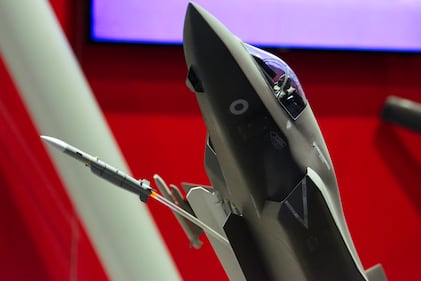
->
[0,1,181,280]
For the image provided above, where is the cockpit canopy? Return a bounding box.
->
[244,44,307,119]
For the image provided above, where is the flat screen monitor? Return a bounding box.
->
[90,0,421,52]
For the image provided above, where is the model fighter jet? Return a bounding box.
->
[42,3,388,281]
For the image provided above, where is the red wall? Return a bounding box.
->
[1,1,421,280]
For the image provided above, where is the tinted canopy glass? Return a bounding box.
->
[245,44,307,119]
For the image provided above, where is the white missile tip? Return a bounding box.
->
[40,135,68,152]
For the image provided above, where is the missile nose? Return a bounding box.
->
[40,135,67,152]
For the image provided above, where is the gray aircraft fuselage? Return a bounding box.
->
[183,3,380,281]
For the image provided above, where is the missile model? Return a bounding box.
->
[42,3,388,281]
[40,136,152,201]
[40,136,228,246]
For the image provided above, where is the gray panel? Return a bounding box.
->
[186,187,246,281]
[365,264,388,281]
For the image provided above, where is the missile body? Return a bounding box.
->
[41,136,152,202]
[41,136,230,246]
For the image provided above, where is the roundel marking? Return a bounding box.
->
[229,99,249,115]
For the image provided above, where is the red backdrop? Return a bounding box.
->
[1,1,421,280]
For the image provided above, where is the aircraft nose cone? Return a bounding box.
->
[183,2,209,38]
[185,2,200,21]
[183,2,233,66]
[183,2,212,61]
